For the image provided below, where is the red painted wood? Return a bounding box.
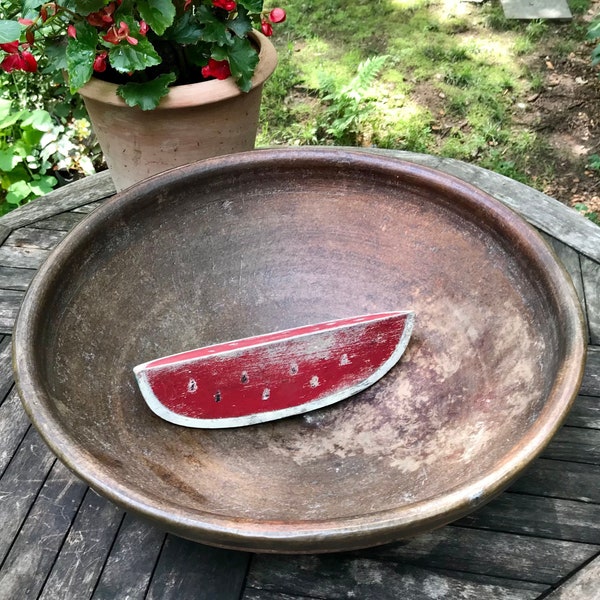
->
[134,311,414,428]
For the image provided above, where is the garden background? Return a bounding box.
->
[2,0,600,225]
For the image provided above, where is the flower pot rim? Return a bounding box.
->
[78,30,277,110]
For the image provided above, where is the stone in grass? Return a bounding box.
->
[500,0,572,20]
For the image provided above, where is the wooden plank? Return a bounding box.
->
[0,427,55,565]
[0,225,12,246]
[91,514,165,600]
[581,346,600,397]
[0,266,37,291]
[71,201,104,214]
[363,149,600,263]
[0,245,50,269]
[0,171,115,231]
[245,555,546,600]
[457,492,600,544]
[0,290,25,334]
[244,591,321,600]
[361,527,599,584]
[31,211,89,232]
[4,226,68,251]
[542,234,588,338]
[581,257,600,346]
[38,489,124,600]
[0,389,30,476]
[545,554,600,599]
[566,395,600,430]
[510,458,600,504]
[0,460,87,600]
[0,336,16,402]
[145,535,249,600]
[543,426,600,465]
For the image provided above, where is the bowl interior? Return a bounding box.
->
[16,149,584,552]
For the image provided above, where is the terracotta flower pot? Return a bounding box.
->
[78,32,277,191]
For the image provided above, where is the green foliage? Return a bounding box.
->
[574,202,600,225]
[1,1,286,110]
[316,56,388,145]
[0,98,96,214]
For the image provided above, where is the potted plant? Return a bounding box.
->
[0,1,285,189]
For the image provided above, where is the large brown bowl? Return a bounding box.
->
[13,148,586,553]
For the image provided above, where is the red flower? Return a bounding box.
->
[269,8,286,23]
[93,51,108,73]
[87,3,117,28]
[260,21,273,36]
[0,42,37,73]
[201,58,231,80]
[184,0,193,9]
[67,24,77,39]
[139,21,149,36]
[0,41,19,54]
[103,22,138,45]
[212,0,236,11]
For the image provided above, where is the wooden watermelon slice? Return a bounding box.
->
[134,311,414,428]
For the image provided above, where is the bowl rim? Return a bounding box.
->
[12,147,587,552]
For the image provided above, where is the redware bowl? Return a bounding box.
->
[13,148,585,553]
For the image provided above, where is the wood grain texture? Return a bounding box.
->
[581,257,600,346]
[0,335,16,401]
[0,245,50,269]
[0,289,25,334]
[360,527,599,584]
[246,554,546,600]
[0,461,87,599]
[456,492,600,544]
[545,555,600,599]
[581,346,600,397]
[0,427,55,565]
[38,489,124,600]
[543,426,600,464]
[145,535,250,600]
[91,514,165,600]
[510,458,600,503]
[0,389,30,475]
[0,266,37,291]
[4,226,68,251]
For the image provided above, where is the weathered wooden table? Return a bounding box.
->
[1,150,599,599]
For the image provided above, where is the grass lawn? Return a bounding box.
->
[258,0,600,223]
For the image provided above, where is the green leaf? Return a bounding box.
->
[20,109,54,132]
[116,72,176,110]
[588,19,600,40]
[66,21,98,92]
[228,6,253,38]
[166,11,203,44]
[22,1,45,12]
[61,0,106,15]
[196,5,232,45]
[214,36,259,92]
[0,99,25,131]
[29,175,57,196]
[108,36,161,73]
[0,20,22,44]
[0,150,23,172]
[137,0,176,36]
[592,45,600,66]
[6,180,31,204]
[238,0,264,13]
